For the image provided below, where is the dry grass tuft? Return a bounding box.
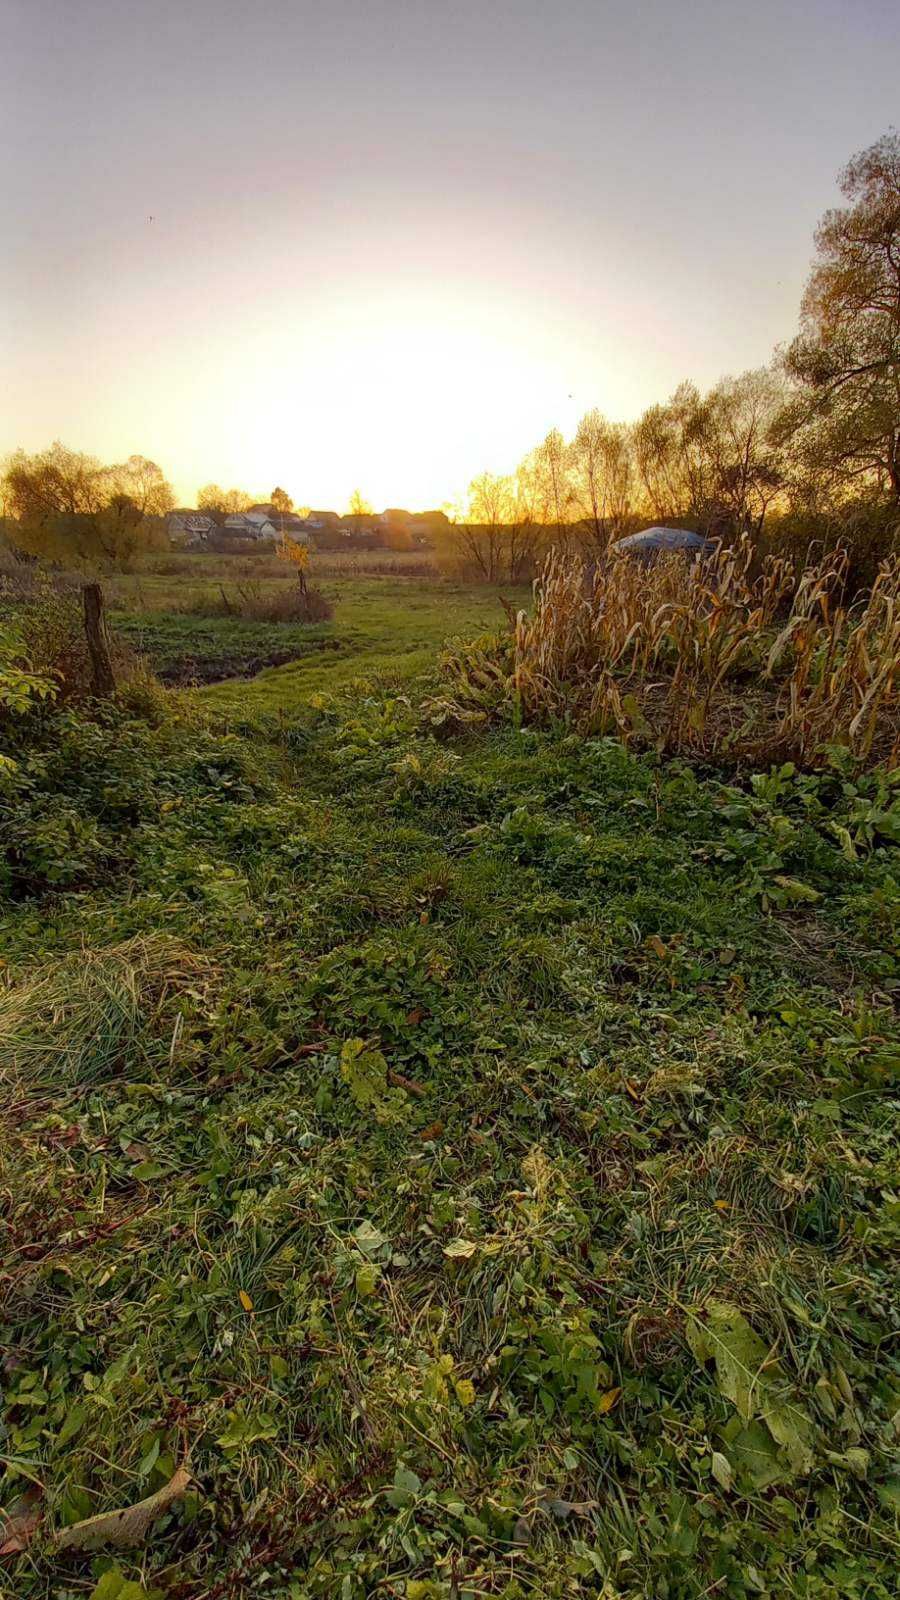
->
[0,934,207,1096]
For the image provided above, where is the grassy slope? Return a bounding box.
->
[1,578,898,1600]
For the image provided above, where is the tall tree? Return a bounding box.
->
[347,489,374,517]
[705,369,786,535]
[3,442,107,519]
[197,484,252,514]
[108,455,175,518]
[784,132,900,501]
[569,410,636,550]
[534,428,571,542]
[270,486,293,515]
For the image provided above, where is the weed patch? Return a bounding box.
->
[0,646,898,1598]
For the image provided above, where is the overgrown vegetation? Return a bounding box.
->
[1,572,898,1598]
[433,540,900,768]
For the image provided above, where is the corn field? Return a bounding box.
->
[437,538,900,766]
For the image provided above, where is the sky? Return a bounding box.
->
[2,0,899,512]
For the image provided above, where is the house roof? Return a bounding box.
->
[169,510,215,528]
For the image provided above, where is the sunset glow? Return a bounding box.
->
[4,0,899,508]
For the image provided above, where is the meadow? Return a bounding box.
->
[106,551,531,705]
[1,551,898,1600]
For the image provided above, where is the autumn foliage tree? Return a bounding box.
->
[197,484,252,515]
[569,410,636,551]
[784,131,900,503]
[276,532,310,592]
[270,486,293,515]
[2,443,174,570]
[347,489,374,517]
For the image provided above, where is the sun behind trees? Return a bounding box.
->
[2,132,896,593]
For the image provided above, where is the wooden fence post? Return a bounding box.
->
[83,581,117,696]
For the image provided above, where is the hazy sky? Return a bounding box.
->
[2,0,899,510]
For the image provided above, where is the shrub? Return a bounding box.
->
[760,497,899,595]
[179,578,333,624]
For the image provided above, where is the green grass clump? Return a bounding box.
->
[0,589,898,1600]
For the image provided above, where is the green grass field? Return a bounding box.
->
[1,567,898,1600]
[113,573,529,705]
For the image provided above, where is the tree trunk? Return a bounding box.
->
[83,582,116,696]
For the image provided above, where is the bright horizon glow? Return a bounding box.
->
[3,0,899,510]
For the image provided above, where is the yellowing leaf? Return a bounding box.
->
[772,875,822,903]
[355,1261,380,1296]
[597,1387,622,1414]
[239,1289,253,1312]
[443,1238,478,1259]
[454,1378,476,1406]
[647,934,668,960]
[714,1200,730,1212]
[89,1570,153,1600]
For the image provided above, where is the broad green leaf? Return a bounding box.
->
[355,1260,380,1296]
[386,1464,422,1508]
[352,1219,387,1258]
[57,1401,89,1447]
[721,1417,784,1489]
[340,1037,388,1107]
[216,1411,278,1451]
[690,1303,816,1478]
[90,1572,152,1600]
[687,1302,770,1421]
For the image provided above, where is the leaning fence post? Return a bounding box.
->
[83,581,117,696]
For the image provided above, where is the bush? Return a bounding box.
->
[0,694,266,898]
[179,579,333,624]
[760,496,899,595]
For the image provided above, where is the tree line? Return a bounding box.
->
[449,132,900,588]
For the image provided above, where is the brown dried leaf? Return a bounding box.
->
[54,1465,190,1553]
[0,1487,42,1557]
